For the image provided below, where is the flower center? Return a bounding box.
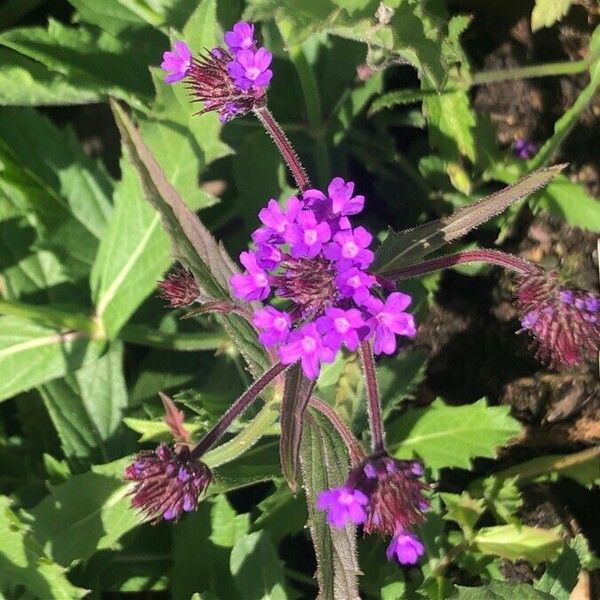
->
[304,229,318,245]
[335,317,350,333]
[342,241,359,258]
[274,316,288,331]
[302,336,317,353]
[246,66,262,80]
[254,273,268,287]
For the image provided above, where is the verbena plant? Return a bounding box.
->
[0,1,599,599]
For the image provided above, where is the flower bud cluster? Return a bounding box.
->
[516,272,600,368]
[161,21,272,122]
[317,453,429,565]
[230,177,417,379]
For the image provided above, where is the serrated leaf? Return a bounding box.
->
[388,398,522,469]
[30,463,142,565]
[110,100,270,376]
[279,363,315,491]
[0,316,104,402]
[0,496,87,599]
[368,87,439,116]
[230,531,289,599]
[39,341,128,463]
[474,525,563,565]
[300,409,360,600]
[91,157,170,337]
[531,0,573,32]
[535,542,580,600]
[534,175,600,232]
[452,581,555,600]
[440,492,485,532]
[478,476,523,525]
[373,165,565,273]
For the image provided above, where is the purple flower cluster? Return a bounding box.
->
[317,453,429,565]
[516,273,600,368]
[124,444,212,522]
[230,177,417,379]
[160,22,272,122]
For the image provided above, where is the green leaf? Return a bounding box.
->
[210,495,250,549]
[124,417,202,443]
[279,364,315,491]
[388,398,522,470]
[531,0,573,32]
[0,496,87,599]
[452,581,555,600]
[478,475,523,525]
[535,542,580,600]
[230,531,289,599]
[91,157,170,338]
[110,100,270,377]
[0,20,156,107]
[30,462,142,565]
[440,492,485,533]
[39,342,128,463]
[0,316,104,403]
[300,409,360,600]
[373,165,565,273]
[331,0,374,14]
[0,107,113,272]
[534,175,600,232]
[473,524,563,565]
[368,87,440,117]
[0,48,101,105]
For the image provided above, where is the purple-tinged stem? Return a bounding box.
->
[381,249,540,281]
[191,361,289,458]
[308,396,365,466]
[253,105,311,192]
[358,340,385,454]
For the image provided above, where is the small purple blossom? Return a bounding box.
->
[386,532,425,565]
[227,48,273,92]
[230,251,270,301]
[316,486,368,528]
[317,307,366,352]
[279,323,336,379]
[124,444,212,522]
[335,266,375,302]
[224,22,256,53]
[365,292,417,355]
[285,211,332,258]
[161,41,192,83]
[328,177,365,216]
[325,227,374,269]
[513,138,537,160]
[253,306,291,347]
[258,197,302,237]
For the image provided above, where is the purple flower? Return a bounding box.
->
[386,532,425,565]
[365,292,417,355]
[325,226,374,269]
[258,197,302,237]
[253,306,291,346]
[224,22,256,53]
[255,242,282,270]
[513,139,537,160]
[230,251,270,301]
[335,266,375,302]
[279,323,336,379]
[328,177,365,216]
[161,41,192,83]
[124,444,212,522]
[227,48,273,92]
[515,273,600,367]
[317,307,366,352]
[316,486,368,528]
[285,211,332,258]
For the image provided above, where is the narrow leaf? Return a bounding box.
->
[300,410,360,600]
[373,165,565,273]
[452,581,555,599]
[279,363,315,492]
[368,88,440,116]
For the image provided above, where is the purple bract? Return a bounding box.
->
[230,177,417,379]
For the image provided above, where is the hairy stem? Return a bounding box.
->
[192,361,289,458]
[381,249,540,281]
[359,340,385,454]
[309,396,365,465]
[253,105,311,192]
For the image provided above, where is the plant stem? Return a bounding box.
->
[470,58,592,86]
[253,105,311,192]
[358,340,385,454]
[192,361,289,458]
[381,248,540,281]
[309,396,365,465]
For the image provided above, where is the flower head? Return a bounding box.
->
[159,268,200,307]
[317,452,429,565]
[231,177,417,379]
[124,444,212,522]
[515,272,600,367]
[161,41,192,83]
[513,138,537,160]
[160,22,272,122]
